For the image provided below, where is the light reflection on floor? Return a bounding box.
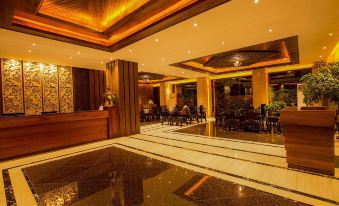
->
[21,147,307,206]
[175,121,284,145]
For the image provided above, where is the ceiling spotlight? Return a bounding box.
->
[161,57,165,61]
[28,49,32,53]
[319,55,323,58]
[77,51,81,55]
[254,0,259,3]
[32,43,36,46]
[69,57,73,59]
[193,23,198,27]
[142,63,145,66]
[128,49,132,53]
[323,46,327,50]
[268,29,273,32]
[187,50,191,54]
[155,38,159,42]
[329,33,333,36]
[181,71,185,74]
[100,61,104,64]
[221,41,225,45]
[110,57,113,60]
[233,60,242,67]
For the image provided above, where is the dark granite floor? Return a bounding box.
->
[174,121,285,145]
[20,146,308,206]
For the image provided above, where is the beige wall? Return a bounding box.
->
[160,82,177,110]
[252,68,269,108]
[197,77,212,117]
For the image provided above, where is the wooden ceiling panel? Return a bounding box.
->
[1,0,231,51]
[171,36,299,75]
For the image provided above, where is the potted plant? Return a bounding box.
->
[280,61,338,175]
[300,61,339,108]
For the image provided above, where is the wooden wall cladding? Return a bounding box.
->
[0,111,109,160]
[138,84,154,107]
[0,58,24,114]
[42,64,59,113]
[73,68,105,111]
[58,66,74,113]
[106,60,139,136]
[23,61,42,115]
[0,58,74,115]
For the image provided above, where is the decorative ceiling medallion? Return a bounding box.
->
[138,72,183,84]
[0,0,230,51]
[171,36,299,75]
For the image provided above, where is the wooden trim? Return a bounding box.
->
[129,61,136,134]
[0,58,2,115]
[134,62,140,133]
[123,61,131,136]
[118,60,126,136]
[0,111,110,160]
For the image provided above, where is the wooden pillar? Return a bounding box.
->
[160,82,170,106]
[197,77,212,117]
[106,60,139,136]
[252,68,269,108]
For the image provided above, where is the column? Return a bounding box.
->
[252,68,269,108]
[197,77,212,117]
[106,60,139,136]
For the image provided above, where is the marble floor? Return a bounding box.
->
[0,119,338,206]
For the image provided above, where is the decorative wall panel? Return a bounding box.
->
[58,66,74,113]
[42,64,59,113]
[1,58,24,114]
[23,61,42,115]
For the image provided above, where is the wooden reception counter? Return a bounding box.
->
[0,111,111,160]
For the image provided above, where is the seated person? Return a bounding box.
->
[173,105,180,113]
[181,105,191,116]
[198,105,207,121]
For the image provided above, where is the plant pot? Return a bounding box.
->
[280,109,336,175]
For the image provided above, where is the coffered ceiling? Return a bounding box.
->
[1,0,230,51]
[0,0,338,79]
[172,36,299,75]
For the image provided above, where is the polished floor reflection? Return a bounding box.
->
[175,121,284,145]
[22,147,307,206]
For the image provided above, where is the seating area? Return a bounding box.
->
[141,105,207,126]
[215,105,281,134]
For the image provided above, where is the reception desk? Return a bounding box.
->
[0,111,111,160]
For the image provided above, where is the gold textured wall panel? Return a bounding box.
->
[1,58,24,114]
[42,64,59,113]
[23,61,42,115]
[58,66,74,113]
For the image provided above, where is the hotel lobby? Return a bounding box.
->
[0,0,339,205]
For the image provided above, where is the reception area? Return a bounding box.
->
[0,0,338,206]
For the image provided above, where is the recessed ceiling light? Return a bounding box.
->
[319,55,323,58]
[32,43,36,46]
[142,63,145,66]
[221,41,225,45]
[187,50,191,54]
[128,49,132,53]
[268,29,273,32]
[69,57,73,59]
[161,57,165,61]
[77,51,81,55]
[193,23,198,27]
[28,49,32,53]
[329,33,333,36]
[155,38,159,42]
[110,57,113,60]
[100,61,104,64]
[181,71,185,74]
[323,46,327,50]
[254,0,259,3]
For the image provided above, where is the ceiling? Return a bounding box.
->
[2,0,229,51]
[138,72,182,84]
[171,36,299,75]
[0,0,338,79]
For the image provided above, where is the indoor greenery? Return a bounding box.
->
[265,101,287,114]
[300,61,339,105]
